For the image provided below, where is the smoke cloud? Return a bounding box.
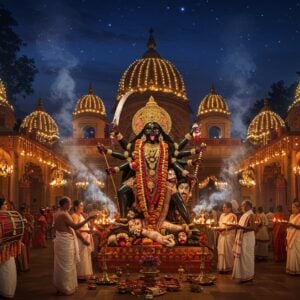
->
[220,15,258,138]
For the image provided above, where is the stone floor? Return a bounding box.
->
[12,241,300,300]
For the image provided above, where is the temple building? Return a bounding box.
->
[0,31,299,213]
[0,79,71,212]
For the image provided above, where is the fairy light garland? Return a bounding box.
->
[73,93,106,116]
[197,90,230,116]
[117,57,187,101]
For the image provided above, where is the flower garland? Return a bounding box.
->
[135,139,168,227]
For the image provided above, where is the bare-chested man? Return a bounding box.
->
[53,197,96,295]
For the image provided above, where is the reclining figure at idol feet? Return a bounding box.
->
[97,122,205,247]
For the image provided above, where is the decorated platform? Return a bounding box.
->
[97,245,213,273]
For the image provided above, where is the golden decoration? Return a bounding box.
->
[132,96,172,135]
[239,168,256,188]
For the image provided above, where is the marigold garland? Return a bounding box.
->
[135,139,168,227]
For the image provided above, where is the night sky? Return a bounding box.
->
[2,0,300,136]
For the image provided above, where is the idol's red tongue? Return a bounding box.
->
[150,135,155,141]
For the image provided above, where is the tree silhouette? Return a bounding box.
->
[245,80,298,126]
[0,5,38,103]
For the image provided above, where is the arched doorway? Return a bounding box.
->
[83,126,95,138]
[19,162,43,214]
[209,126,221,138]
[262,163,287,211]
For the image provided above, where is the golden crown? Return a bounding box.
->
[132,96,172,135]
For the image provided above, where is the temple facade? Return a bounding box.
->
[0,31,299,213]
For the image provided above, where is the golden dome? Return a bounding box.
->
[21,99,59,144]
[0,79,14,111]
[288,82,300,111]
[197,85,230,116]
[73,86,106,117]
[117,29,187,101]
[247,100,285,145]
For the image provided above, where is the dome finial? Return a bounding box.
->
[147,28,156,49]
[210,83,216,94]
[262,98,270,111]
[36,97,45,111]
[88,82,93,94]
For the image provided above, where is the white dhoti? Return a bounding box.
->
[53,230,79,295]
[0,257,17,298]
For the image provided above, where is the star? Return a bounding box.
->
[180,7,185,12]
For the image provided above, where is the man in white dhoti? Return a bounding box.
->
[71,200,94,280]
[231,200,255,283]
[53,197,96,295]
[255,207,269,260]
[217,202,237,273]
[0,198,17,298]
[286,201,300,275]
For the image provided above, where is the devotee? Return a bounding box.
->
[18,206,31,271]
[0,198,17,298]
[255,207,269,261]
[45,207,54,239]
[32,208,48,248]
[217,202,237,273]
[273,205,287,262]
[266,207,274,249]
[231,200,255,283]
[53,196,97,296]
[286,200,300,275]
[71,200,94,281]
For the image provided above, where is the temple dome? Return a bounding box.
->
[117,29,187,101]
[20,99,59,145]
[197,85,230,116]
[247,100,285,145]
[73,86,106,117]
[0,79,14,112]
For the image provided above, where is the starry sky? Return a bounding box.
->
[2,0,300,136]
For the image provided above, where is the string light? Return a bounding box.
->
[73,92,106,116]
[20,107,59,145]
[117,57,187,101]
[197,89,231,116]
[0,79,14,111]
[247,105,285,146]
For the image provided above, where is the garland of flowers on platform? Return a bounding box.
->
[135,139,168,227]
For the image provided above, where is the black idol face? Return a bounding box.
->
[144,122,162,143]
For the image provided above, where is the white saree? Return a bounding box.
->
[217,212,237,272]
[232,209,255,282]
[76,214,94,279]
[53,230,80,295]
[286,213,300,275]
